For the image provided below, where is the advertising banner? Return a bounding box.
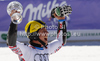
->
[0,0,100,31]
[1,30,100,42]
[0,0,100,42]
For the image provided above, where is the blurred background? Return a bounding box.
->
[0,0,100,43]
[0,0,100,61]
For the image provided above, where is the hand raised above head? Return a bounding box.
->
[53,13,65,20]
[10,9,20,17]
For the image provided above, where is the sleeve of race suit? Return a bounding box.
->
[7,22,17,46]
[6,22,31,61]
[48,19,67,54]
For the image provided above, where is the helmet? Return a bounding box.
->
[25,20,47,48]
[25,20,46,40]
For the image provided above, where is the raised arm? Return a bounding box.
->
[7,22,17,46]
[7,10,18,46]
[48,14,67,54]
[56,16,67,45]
[53,13,67,45]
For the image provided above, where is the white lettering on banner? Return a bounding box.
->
[23,0,67,22]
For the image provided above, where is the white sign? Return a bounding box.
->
[1,30,100,43]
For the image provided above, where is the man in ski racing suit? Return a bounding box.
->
[7,10,67,61]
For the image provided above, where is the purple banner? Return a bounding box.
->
[0,0,100,31]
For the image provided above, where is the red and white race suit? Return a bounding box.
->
[9,30,63,61]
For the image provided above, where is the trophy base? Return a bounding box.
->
[11,13,22,24]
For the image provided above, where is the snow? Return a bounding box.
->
[50,46,100,61]
[0,41,100,61]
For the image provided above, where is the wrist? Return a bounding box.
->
[58,19,65,22]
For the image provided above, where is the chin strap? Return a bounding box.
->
[38,38,48,49]
[30,38,48,49]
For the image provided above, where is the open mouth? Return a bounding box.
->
[44,37,47,41]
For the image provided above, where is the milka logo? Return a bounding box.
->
[23,0,67,22]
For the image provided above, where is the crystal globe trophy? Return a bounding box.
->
[7,1,23,24]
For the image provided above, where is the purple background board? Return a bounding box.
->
[0,0,100,31]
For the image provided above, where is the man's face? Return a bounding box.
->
[38,28,49,45]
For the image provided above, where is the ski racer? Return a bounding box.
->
[7,9,67,61]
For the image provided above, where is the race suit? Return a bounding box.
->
[7,19,67,61]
